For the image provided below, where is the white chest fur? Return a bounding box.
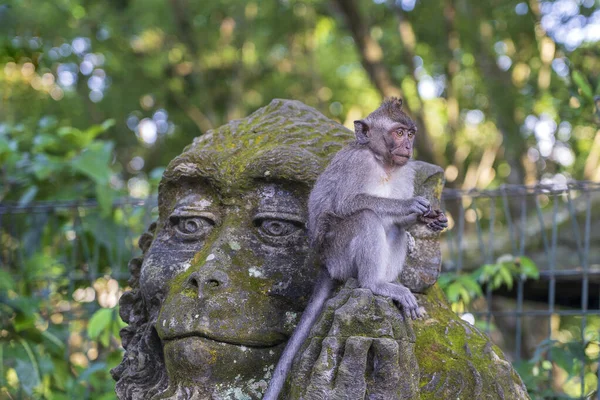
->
[364,162,415,200]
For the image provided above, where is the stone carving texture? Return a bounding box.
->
[112,99,529,400]
[286,280,529,399]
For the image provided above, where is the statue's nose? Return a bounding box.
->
[185,269,229,298]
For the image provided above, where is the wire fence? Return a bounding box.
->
[1,181,599,398]
[442,181,600,399]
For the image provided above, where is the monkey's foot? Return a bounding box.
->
[394,288,424,320]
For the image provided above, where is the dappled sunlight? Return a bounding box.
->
[1,0,599,397]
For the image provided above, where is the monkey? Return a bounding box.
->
[263,98,447,400]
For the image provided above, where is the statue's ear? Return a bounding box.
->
[354,120,369,144]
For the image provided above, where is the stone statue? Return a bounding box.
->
[112,99,529,399]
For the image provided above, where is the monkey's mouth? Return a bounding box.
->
[392,152,411,159]
[391,148,411,158]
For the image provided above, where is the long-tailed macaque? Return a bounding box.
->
[263,98,447,399]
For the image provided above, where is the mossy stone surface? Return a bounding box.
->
[286,281,530,400]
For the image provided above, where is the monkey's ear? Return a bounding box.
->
[354,120,369,144]
[390,97,403,109]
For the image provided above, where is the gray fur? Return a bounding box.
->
[307,144,427,318]
[264,98,445,400]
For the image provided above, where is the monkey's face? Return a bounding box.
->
[357,118,416,167]
[386,123,416,166]
[357,97,417,167]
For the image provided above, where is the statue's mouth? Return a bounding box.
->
[161,331,287,349]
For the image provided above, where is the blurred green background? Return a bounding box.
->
[0,0,599,398]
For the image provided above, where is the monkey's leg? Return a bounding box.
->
[348,211,423,320]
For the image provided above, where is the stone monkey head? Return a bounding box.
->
[111,99,353,400]
[353,97,417,167]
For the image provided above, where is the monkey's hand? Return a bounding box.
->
[418,209,448,232]
[407,196,431,216]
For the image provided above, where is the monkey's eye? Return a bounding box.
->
[408,131,415,138]
[170,215,215,240]
[256,218,301,237]
[395,129,405,137]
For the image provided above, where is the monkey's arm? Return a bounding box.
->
[340,193,430,219]
[393,213,419,227]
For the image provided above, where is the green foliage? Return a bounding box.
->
[0,117,120,204]
[515,323,600,399]
[0,111,150,398]
[1,0,599,187]
[0,252,125,398]
[439,254,539,306]
[87,308,127,348]
[440,256,599,399]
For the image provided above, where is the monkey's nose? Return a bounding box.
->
[185,270,229,298]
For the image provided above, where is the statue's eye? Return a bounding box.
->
[256,218,302,237]
[170,216,215,240]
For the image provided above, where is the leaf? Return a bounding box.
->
[100,326,112,347]
[18,185,38,206]
[96,183,114,217]
[437,272,456,288]
[531,339,556,363]
[88,308,113,340]
[33,133,60,153]
[25,253,62,280]
[572,70,594,100]
[0,269,15,291]
[550,345,576,373]
[519,256,539,279]
[17,339,41,394]
[446,282,461,303]
[13,311,36,332]
[78,362,107,382]
[458,286,471,304]
[112,309,127,338]
[474,264,496,283]
[498,265,514,290]
[492,274,503,290]
[0,137,15,163]
[41,330,65,353]
[81,119,116,144]
[460,276,483,297]
[51,361,70,391]
[97,392,119,400]
[31,154,62,181]
[71,142,113,185]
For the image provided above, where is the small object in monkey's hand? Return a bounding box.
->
[418,208,448,232]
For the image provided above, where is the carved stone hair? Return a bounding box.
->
[110,222,170,400]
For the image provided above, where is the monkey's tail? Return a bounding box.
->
[263,268,334,400]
